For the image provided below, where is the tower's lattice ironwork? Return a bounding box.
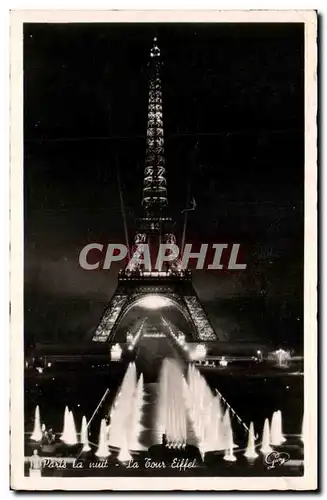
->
[92,38,218,343]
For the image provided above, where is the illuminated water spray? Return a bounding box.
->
[185,364,230,456]
[60,406,69,443]
[260,418,273,454]
[223,408,237,462]
[31,405,42,441]
[271,410,286,446]
[244,422,258,459]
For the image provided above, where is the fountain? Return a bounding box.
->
[183,363,241,458]
[61,406,69,442]
[80,416,91,452]
[271,348,292,368]
[80,416,87,444]
[222,408,237,449]
[31,405,42,441]
[260,418,273,454]
[111,343,122,362]
[95,419,109,458]
[199,395,225,455]
[64,410,78,446]
[156,360,169,442]
[185,364,211,453]
[271,410,286,446]
[244,422,258,459]
[157,359,187,448]
[210,395,225,451]
[223,409,237,462]
[276,410,286,444]
[107,362,140,452]
[118,433,133,463]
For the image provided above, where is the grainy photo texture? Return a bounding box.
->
[10,10,317,491]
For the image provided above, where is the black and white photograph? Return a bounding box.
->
[10,9,317,491]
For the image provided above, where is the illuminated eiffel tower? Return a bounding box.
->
[93,38,219,343]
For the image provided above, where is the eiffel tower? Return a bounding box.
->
[93,38,219,344]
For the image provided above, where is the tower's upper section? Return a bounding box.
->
[141,37,168,216]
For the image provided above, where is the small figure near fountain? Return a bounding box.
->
[29,449,43,477]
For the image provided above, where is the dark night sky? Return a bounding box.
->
[23,22,304,349]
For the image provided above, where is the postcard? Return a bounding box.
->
[10,9,317,491]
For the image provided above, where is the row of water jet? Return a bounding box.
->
[244,411,286,461]
[96,362,145,460]
[184,364,237,459]
[156,358,188,448]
